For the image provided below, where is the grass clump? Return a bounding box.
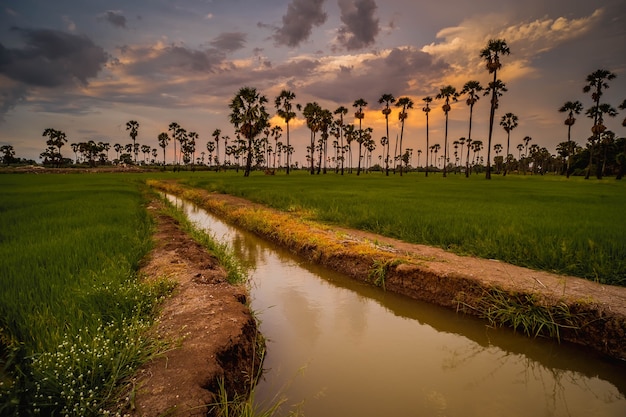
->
[458,288,583,341]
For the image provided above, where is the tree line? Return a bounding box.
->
[7,39,624,179]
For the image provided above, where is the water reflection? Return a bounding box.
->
[166,194,626,417]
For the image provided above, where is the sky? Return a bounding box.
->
[1,0,625,165]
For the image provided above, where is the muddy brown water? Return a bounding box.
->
[166,195,626,417]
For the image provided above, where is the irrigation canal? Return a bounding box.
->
[166,194,626,417]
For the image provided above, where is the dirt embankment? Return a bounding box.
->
[149,180,626,361]
[130,201,261,417]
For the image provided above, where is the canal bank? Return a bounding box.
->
[148,180,626,361]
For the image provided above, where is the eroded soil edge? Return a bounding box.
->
[130,200,260,417]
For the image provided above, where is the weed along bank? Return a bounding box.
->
[151,181,626,417]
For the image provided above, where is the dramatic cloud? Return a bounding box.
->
[422,8,604,82]
[100,10,127,28]
[210,32,247,52]
[0,28,108,87]
[114,42,226,77]
[336,0,380,50]
[272,0,327,47]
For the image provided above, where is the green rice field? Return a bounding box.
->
[181,170,626,286]
[0,174,173,415]
[1,169,624,415]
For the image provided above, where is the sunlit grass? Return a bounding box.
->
[179,170,626,286]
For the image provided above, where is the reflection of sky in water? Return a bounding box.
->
[166,194,626,417]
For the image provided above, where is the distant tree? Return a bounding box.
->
[378,93,396,175]
[559,100,583,178]
[499,112,518,176]
[422,96,433,177]
[353,98,368,175]
[229,87,270,177]
[480,39,510,179]
[461,81,483,175]
[1,145,16,165]
[585,103,617,179]
[334,106,348,175]
[395,96,414,176]
[41,128,67,167]
[583,69,617,179]
[158,132,169,166]
[275,90,297,174]
[617,99,626,179]
[436,86,459,177]
[126,120,139,163]
[168,122,182,165]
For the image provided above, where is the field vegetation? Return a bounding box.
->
[0,174,175,415]
[179,170,626,286]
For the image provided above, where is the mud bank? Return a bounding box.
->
[149,180,626,361]
[129,200,260,417]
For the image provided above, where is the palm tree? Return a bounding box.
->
[229,87,270,177]
[422,96,433,177]
[583,69,617,179]
[353,98,368,175]
[303,102,322,174]
[618,99,626,180]
[168,122,181,165]
[585,103,617,179]
[211,129,221,169]
[499,112,518,176]
[460,81,482,176]
[436,86,459,177]
[158,132,169,166]
[275,90,297,174]
[394,97,414,176]
[480,39,510,179]
[378,93,396,175]
[334,106,348,175]
[126,120,139,163]
[558,101,583,178]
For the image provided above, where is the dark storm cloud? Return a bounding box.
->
[272,0,327,47]
[302,47,447,103]
[100,10,127,29]
[117,43,226,76]
[336,0,380,50]
[210,32,247,52]
[0,27,108,87]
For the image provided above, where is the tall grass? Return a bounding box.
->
[0,174,173,416]
[181,171,626,286]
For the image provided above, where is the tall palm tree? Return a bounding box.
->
[558,101,583,178]
[460,81,483,177]
[395,97,414,176]
[229,87,270,177]
[436,86,459,177]
[618,99,626,180]
[334,106,348,175]
[378,93,396,175]
[211,128,221,169]
[353,98,368,175]
[480,39,510,179]
[583,69,617,179]
[422,96,433,177]
[585,103,617,179]
[303,102,322,174]
[168,122,181,165]
[158,132,169,166]
[499,112,518,176]
[275,90,297,174]
[126,120,139,163]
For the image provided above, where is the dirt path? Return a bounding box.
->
[129,201,260,417]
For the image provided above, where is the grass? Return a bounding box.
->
[178,170,626,286]
[0,174,174,416]
[456,288,585,341]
